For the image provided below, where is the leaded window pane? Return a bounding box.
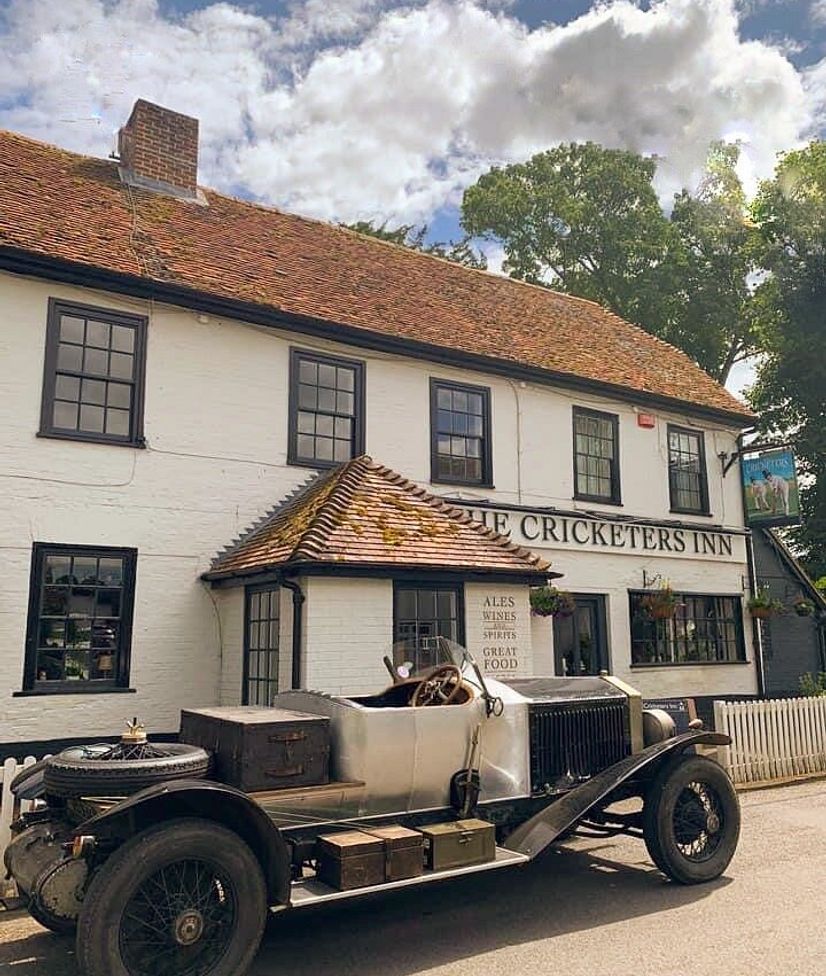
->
[573,408,619,502]
[27,546,134,688]
[630,591,744,665]
[44,304,143,443]
[432,381,489,485]
[394,585,461,673]
[245,586,280,706]
[291,353,362,465]
[669,427,708,513]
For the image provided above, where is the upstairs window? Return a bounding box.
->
[668,425,710,514]
[22,544,137,693]
[430,379,492,486]
[39,300,147,446]
[573,407,620,504]
[288,349,364,468]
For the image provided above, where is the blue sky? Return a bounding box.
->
[1,0,824,394]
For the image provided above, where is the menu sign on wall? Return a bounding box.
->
[480,594,521,674]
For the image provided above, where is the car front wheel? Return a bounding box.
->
[643,754,740,885]
[76,818,268,976]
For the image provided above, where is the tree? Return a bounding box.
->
[461,142,674,333]
[665,143,762,381]
[749,142,826,578]
[460,142,761,383]
[343,220,487,269]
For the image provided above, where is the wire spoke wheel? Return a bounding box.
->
[643,755,740,884]
[77,819,268,976]
[672,780,725,862]
[120,858,237,976]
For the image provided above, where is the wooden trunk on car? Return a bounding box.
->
[179,706,330,793]
[317,826,423,890]
[418,819,496,871]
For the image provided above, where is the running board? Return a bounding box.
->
[286,847,529,909]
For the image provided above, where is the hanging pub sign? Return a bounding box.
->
[741,449,801,528]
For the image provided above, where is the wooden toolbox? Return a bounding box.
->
[179,706,330,793]
[418,819,496,871]
[317,826,424,891]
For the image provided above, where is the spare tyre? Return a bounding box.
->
[43,742,211,798]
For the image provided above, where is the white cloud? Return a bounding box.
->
[0,0,820,223]
[811,0,826,25]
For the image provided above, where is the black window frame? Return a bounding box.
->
[20,542,138,695]
[39,298,148,448]
[243,583,281,706]
[667,424,711,516]
[628,590,746,667]
[572,406,621,505]
[429,378,493,488]
[392,581,465,673]
[287,347,366,469]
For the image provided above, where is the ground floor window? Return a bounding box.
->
[23,543,137,692]
[629,591,745,665]
[244,585,280,705]
[393,583,463,672]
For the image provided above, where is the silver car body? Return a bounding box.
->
[273,667,530,821]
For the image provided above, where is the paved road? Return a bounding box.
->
[2,780,825,976]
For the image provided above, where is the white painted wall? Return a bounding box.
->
[301,577,392,695]
[0,269,756,745]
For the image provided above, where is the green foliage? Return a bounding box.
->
[529,586,575,617]
[799,672,826,697]
[343,220,487,269]
[746,587,785,617]
[749,142,826,579]
[460,141,763,383]
[461,142,674,331]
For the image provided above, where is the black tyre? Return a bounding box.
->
[77,818,268,976]
[43,743,210,798]
[643,755,740,885]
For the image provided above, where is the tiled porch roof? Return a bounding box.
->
[203,456,555,581]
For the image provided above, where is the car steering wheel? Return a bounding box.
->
[411,664,464,707]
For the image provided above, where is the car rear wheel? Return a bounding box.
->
[76,819,267,976]
[643,755,740,885]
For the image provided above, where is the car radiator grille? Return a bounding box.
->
[528,699,631,793]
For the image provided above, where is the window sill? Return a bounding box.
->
[431,477,495,490]
[573,494,622,507]
[630,660,750,669]
[37,430,145,449]
[14,686,137,697]
[286,454,357,471]
[669,508,713,518]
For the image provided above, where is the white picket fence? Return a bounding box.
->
[0,755,49,867]
[714,697,826,786]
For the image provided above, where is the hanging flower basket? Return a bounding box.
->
[530,586,576,618]
[640,585,678,621]
[747,588,784,620]
[792,598,816,618]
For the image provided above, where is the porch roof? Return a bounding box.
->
[203,456,556,584]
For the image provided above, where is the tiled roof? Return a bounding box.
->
[0,129,752,423]
[203,456,555,580]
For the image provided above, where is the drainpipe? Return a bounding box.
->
[280,578,305,690]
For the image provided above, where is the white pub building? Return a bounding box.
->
[0,101,759,756]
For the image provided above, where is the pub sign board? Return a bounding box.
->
[741,449,801,528]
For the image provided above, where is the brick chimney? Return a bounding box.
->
[117,99,199,199]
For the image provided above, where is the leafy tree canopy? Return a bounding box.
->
[460,141,762,383]
[343,220,487,269]
[749,142,826,578]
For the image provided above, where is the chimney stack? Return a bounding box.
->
[117,99,199,199]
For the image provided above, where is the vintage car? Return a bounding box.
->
[5,640,740,976]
